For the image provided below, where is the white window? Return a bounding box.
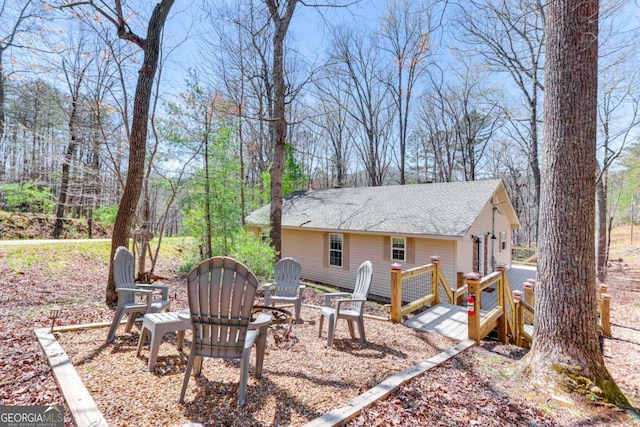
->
[329,234,343,267]
[500,231,507,251]
[391,237,406,261]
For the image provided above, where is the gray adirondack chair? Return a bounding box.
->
[263,257,305,323]
[179,257,271,406]
[106,246,171,342]
[318,260,373,347]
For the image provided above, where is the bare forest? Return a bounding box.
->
[1,0,638,256]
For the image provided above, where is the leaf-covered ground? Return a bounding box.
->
[1,239,639,426]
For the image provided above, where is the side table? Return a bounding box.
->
[136,311,191,371]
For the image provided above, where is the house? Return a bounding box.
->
[246,179,521,301]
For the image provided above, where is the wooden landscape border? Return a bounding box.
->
[304,339,476,426]
[35,320,474,427]
[35,326,110,427]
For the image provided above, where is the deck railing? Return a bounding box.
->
[511,246,537,266]
[390,257,611,348]
[510,280,611,349]
[464,265,517,345]
[389,256,466,323]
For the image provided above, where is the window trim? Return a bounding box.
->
[391,236,406,262]
[328,233,343,268]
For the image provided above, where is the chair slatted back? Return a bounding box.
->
[187,257,259,360]
[348,261,373,312]
[113,246,136,304]
[273,257,302,297]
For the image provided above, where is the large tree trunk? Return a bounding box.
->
[520,0,629,406]
[265,0,298,260]
[105,0,175,305]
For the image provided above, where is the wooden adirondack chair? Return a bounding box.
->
[106,246,171,342]
[179,257,271,406]
[263,257,305,323]
[318,260,373,347]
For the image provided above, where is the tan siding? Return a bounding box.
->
[246,225,261,237]
[412,238,457,287]
[281,229,459,300]
[456,240,474,276]
[466,199,516,273]
[467,202,494,240]
[493,212,513,268]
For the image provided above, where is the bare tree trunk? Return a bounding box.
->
[265,0,298,259]
[521,0,629,406]
[596,169,608,282]
[78,0,176,305]
[203,132,213,258]
[54,56,91,239]
[0,50,5,158]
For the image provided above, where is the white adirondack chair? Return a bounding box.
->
[318,260,373,347]
[263,257,305,323]
[106,246,171,342]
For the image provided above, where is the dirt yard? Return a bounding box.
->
[1,236,639,426]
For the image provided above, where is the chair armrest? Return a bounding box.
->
[137,284,169,300]
[116,287,153,310]
[262,283,275,292]
[250,312,273,330]
[335,298,366,315]
[116,287,153,295]
[323,292,351,307]
[262,283,275,305]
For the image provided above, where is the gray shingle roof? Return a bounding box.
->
[246,179,508,237]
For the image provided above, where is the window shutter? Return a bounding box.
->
[407,238,415,264]
[383,236,390,261]
[343,234,350,271]
[323,233,328,267]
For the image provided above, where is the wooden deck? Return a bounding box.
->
[403,266,537,341]
[404,303,470,341]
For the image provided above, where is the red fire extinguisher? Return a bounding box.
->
[467,294,475,316]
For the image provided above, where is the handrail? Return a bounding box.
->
[389,256,456,323]
[512,290,534,348]
[511,281,611,348]
[501,274,517,345]
[465,266,510,345]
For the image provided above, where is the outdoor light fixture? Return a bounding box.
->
[49,305,62,332]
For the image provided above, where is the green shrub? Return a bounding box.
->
[175,230,276,282]
[228,230,276,282]
[93,206,118,224]
[0,183,56,214]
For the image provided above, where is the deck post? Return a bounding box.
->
[494,263,507,343]
[430,256,440,304]
[599,284,611,337]
[464,272,482,344]
[601,293,611,337]
[524,280,535,324]
[512,290,523,347]
[390,263,403,323]
[599,283,608,298]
